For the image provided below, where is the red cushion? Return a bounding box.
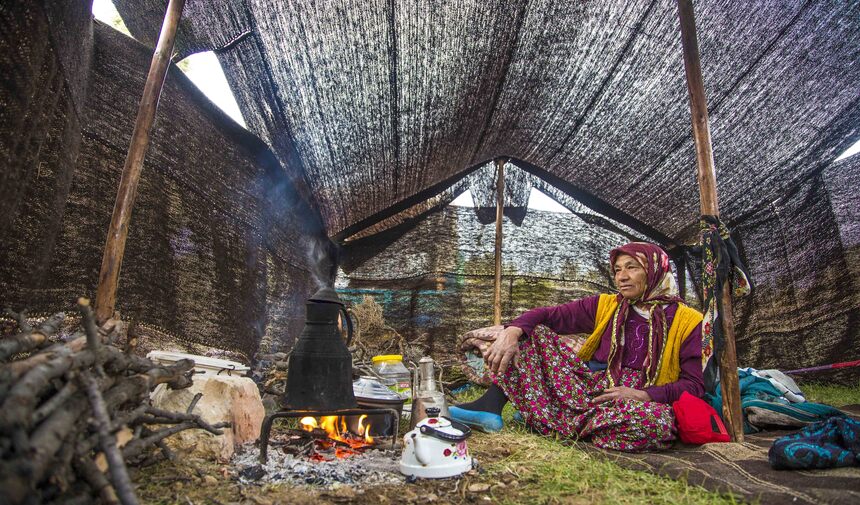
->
[672,391,730,444]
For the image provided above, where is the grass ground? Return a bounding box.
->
[800,380,860,407]
[134,382,859,504]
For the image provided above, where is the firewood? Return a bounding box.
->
[83,373,139,505]
[76,455,120,505]
[0,312,65,361]
[4,307,32,332]
[0,301,233,505]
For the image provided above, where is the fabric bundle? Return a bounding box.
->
[769,417,860,470]
[697,216,752,394]
[708,369,844,434]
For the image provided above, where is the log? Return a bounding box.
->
[83,373,139,505]
[676,0,743,441]
[95,0,187,323]
[0,304,230,505]
[1,334,87,388]
[76,456,120,505]
[0,312,65,361]
[4,308,32,332]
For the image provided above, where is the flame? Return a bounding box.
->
[357,414,374,444]
[299,415,375,458]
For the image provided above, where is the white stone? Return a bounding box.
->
[150,374,265,461]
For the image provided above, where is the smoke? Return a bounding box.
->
[305,236,337,289]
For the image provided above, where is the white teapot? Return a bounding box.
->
[399,407,475,478]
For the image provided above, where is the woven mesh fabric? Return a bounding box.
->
[1,1,858,375]
[0,5,332,358]
[114,0,860,241]
[339,205,701,356]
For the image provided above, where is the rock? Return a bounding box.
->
[248,495,274,505]
[151,374,265,460]
[202,475,219,485]
[240,465,267,481]
[468,483,491,493]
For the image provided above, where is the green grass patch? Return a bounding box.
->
[452,387,739,505]
[800,380,860,407]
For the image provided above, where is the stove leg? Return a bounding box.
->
[259,412,288,464]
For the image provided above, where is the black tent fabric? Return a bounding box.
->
[0,2,332,359]
[1,1,858,375]
[114,0,860,241]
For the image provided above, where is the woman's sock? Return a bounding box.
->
[456,384,508,415]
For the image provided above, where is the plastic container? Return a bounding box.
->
[372,354,412,414]
[146,351,250,376]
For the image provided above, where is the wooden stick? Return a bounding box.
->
[676,0,743,442]
[83,373,139,505]
[4,308,32,332]
[94,0,186,323]
[0,312,65,362]
[493,158,506,326]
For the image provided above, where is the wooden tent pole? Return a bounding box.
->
[493,158,506,326]
[677,0,743,442]
[95,0,186,323]
[676,252,687,301]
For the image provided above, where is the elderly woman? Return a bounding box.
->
[449,242,704,452]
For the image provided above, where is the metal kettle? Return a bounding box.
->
[400,407,474,479]
[410,356,449,428]
[283,286,356,410]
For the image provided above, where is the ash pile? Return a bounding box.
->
[234,444,402,488]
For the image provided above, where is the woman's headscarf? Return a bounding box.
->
[606,242,684,387]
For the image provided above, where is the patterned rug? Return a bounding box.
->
[582,405,860,504]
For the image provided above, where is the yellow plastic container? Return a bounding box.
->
[372,355,412,408]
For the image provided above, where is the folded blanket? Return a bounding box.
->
[708,369,845,433]
[740,367,805,402]
[769,417,860,470]
[457,325,586,386]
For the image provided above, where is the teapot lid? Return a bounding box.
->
[417,414,455,431]
[308,286,345,305]
[414,408,471,442]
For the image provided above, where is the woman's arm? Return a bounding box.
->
[644,325,705,404]
[485,295,600,374]
[506,295,599,336]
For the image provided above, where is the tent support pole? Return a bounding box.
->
[677,0,743,442]
[95,0,186,323]
[493,158,506,326]
[675,251,687,301]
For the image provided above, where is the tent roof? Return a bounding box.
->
[115,0,860,242]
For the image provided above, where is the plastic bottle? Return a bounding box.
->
[372,354,412,414]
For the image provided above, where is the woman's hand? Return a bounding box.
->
[485,326,523,375]
[592,386,651,404]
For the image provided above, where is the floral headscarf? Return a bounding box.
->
[606,242,684,387]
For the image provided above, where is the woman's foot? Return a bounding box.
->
[448,406,504,433]
[449,384,508,433]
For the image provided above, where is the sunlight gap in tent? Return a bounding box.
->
[836,138,860,161]
[92,0,246,128]
[451,188,571,213]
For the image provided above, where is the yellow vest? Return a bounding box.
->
[576,294,703,386]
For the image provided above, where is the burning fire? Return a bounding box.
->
[299,415,374,460]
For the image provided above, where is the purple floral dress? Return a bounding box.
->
[496,325,677,451]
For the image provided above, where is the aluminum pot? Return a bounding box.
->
[346,377,406,437]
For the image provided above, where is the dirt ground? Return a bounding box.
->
[135,436,511,505]
[134,426,735,505]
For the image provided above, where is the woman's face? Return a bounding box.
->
[613,253,647,300]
